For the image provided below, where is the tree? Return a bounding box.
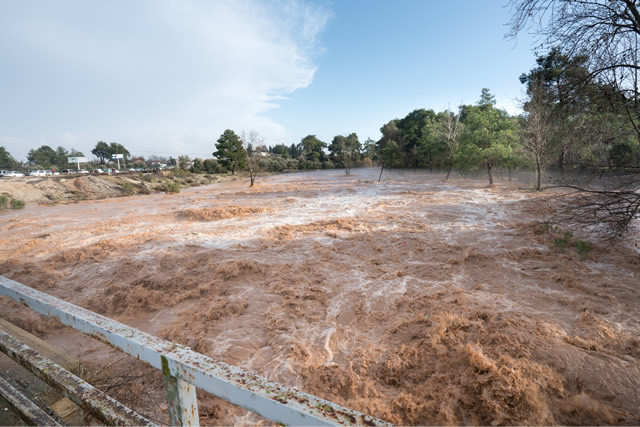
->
[442,107,463,181]
[508,0,640,140]
[92,141,110,164]
[363,138,377,162]
[27,145,57,168]
[91,141,130,165]
[459,89,519,185]
[379,140,403,181]
[521,82,555,190]
[203,159,220,174]
[214,129,246,175]
[329,135,348,168]
[191,158,205,173]
[0,147,18,170]
[519,49,593,175]
[270,144,290,158]
[510,2,640,235]
[300,135,327,164]
[178,155,191,171]
[328,134,361,174]
[109,143,130,165]
[241,131,262,186]
[54,146,69,169]
[344,133,361,174]
[397,109,443,168]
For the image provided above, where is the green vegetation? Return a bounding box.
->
[10,199,25,209]
[91,141,130,165]
[26,145,84,170]
[160,181,180,194]
[0,193,25,210]
[0,146,19,170]
[214,129,246,175]
[545,224,594,260]
[552,232,572,250]
[575,240,593,260]
[119,181,135,194]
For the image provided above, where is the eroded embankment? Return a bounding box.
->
[0,169,638,425]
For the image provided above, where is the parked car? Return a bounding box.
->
[62,169,72,174]
[31,170,47,177]
[6,171,25,177]
[77,169,89,174]
[0,170,8,177]
[92,169,104,174]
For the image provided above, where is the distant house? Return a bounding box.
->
[251,151,270,158]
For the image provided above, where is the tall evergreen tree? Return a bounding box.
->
[214,129,246,175]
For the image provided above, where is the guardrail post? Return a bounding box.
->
[163,356,199,426]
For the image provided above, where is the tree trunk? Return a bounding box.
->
[378,163,384,182]
[536,157,542,191]
[487,162,493,185]
[508,166,512,182]
[445,162,453,181]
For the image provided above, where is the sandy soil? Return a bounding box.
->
[0,169,639,425]
[0,173,230,204]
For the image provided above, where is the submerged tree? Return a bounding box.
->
[241,130,261,186]
[521,82,555,191]
[459,89,519,185]
[442,107,463,181]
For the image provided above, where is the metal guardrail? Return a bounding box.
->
[0,276,390,426]
[0,328,155,425]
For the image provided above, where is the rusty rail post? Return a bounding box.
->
[162,354,199,426]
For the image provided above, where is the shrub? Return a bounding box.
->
[10,199,25,209]
[161,181,180,193]
[171,168,190,177]
[552,231,572,249]
[0,195,8,209]
[575,240,593,259]
[120,181,135,194]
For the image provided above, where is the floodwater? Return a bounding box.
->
[1,169,639,425]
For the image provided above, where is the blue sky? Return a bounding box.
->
[0,0,538,161]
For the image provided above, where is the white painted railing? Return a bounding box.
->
[0,276,390,426]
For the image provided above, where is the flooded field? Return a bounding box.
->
[1,169,639,425]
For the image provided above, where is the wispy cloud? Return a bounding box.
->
[0,0,330,160]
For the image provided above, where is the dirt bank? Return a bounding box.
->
[0,172,234,204]
[0,169,638,425]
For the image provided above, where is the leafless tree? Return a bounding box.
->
[560,179,640,239]
[521,83,554,190]
[240,130,261,187]
[443,107,463,181]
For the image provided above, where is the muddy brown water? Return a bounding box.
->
[1,169,639,425]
